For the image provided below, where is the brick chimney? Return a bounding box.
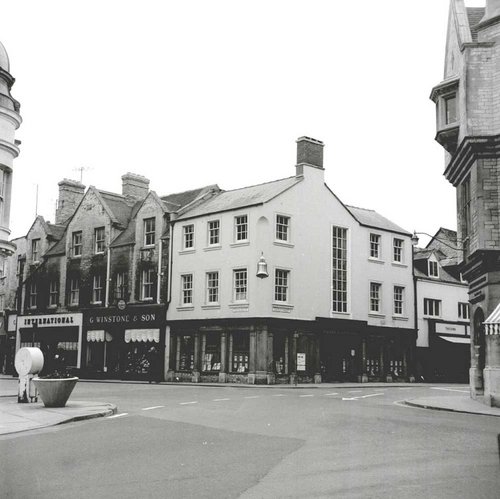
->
[55,179,85,224]
[121,173,149,199]
[295,136,324,177]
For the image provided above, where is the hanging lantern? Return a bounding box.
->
[256,253,269,278]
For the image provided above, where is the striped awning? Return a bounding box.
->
[87,330,113,342]
[484,302,500,335]
[124,329,160,343]
[438,335,470,344]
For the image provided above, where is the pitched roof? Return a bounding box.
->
[177,177,302,220]
[46,223,66,240]
[345,205,410,236]
[467,7,485,42]
[97,190,138,227]
[161,185,219,211]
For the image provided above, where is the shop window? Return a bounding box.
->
[231,331,249,373]
[72,231,82,257]
[178,335,194,371]
[94,227,105,253]
[202,333,221,372]
[273,333,288,375]
[144,217,156,246]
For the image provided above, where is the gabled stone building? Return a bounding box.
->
[431,0,500,405]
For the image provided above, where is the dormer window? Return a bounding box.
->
[31,239,40,262]
[71,231,82,257]
[144,218,156,247]
[94,227,105,254]
[428,260,439,278]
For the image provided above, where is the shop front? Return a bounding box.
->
[82,304,166,380]
[15,312,83,375]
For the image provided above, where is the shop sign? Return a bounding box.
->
[297,353,306,371]
[19,313,82,328]
[435,323,467,336]
[84,305,164,328]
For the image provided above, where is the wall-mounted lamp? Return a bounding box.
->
[256,253,269,278]
[411,231,463,252]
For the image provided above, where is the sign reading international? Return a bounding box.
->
[19,313,83,328]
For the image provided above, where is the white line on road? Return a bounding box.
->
[107,413,128,419]
[179,401,198,405]
[213,398,230,402]
[244,396,260,399]
[342,393,384,401]
[324,392,339,396]
[272,394,286,397]
[430,387,469,393]
[299,394,314,398]
[348,390,362,393]
[141,406,165,411]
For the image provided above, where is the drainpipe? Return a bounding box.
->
[157,238,162,304]
[167,219,175,306]
[105,226,112,308]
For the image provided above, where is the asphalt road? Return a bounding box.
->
[1,383,499,498]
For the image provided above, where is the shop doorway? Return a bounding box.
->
[321,334,360,382]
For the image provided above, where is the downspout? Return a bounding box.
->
[156,238,162,304]
[167,219,175,307]
[105,225,112,308]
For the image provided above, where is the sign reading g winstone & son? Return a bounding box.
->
[83,304,165,328]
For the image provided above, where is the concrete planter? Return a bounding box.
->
[32,377,79,408]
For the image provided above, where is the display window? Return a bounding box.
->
[231,331,249,373]
[202,333,221,372]
[178,335,194,371]
[273,333,288,374]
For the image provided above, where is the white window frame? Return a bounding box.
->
[428,260,439,278]
[144,218,156,247]
[233,268,248,302]
[458,302,470,320]
[181,274,193,305]
[393,286,405,316]
[206,271,219,304]
[424,298,441,317]
[369,233,381,259]
[49,280,58,307]
[234,215,248,242]
[92,274,103,304]
[72,231,82,257]
[183,224,195,250]
[332,226,348,313]
[94,227,105,254]
[69,278,79,306]
[141,268,155,300]
[115,272,126,300]
[275,215,290,242]
[207,220,220,246]
[29,281,37,309]
[274,269,289,303]
[393,238,404,263]
[32,238,40,262]
[369,282,382,313]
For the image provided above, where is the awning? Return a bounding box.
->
[438,335,470,344]
[87,330,113,342]
[124,329,160,343]
[484,302,500,335]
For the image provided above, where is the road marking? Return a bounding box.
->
[272,394,286,397]
[348,390,362,393]
[398,388,413,390]
[244,396,260,399]
[342,393,384,401]
[213,398,230,402]
[324,392,339,396]
[180,401,198,405]
[141,406,165,411]
[430,387,469,393]
[299,394,314,398]
[107,413,128,419]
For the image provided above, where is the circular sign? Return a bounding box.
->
[117,299,126,311]
[15,347,44,376]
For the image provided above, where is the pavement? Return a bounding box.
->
[1,375,499,436]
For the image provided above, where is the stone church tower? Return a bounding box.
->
[0,42,21,259]
[431,0,500,406]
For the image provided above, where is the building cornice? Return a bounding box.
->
[0,137,20,158]
[0,106,21,129]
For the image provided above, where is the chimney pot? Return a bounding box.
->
[121,172,150,199]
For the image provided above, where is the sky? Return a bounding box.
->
[0,0,488,242]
